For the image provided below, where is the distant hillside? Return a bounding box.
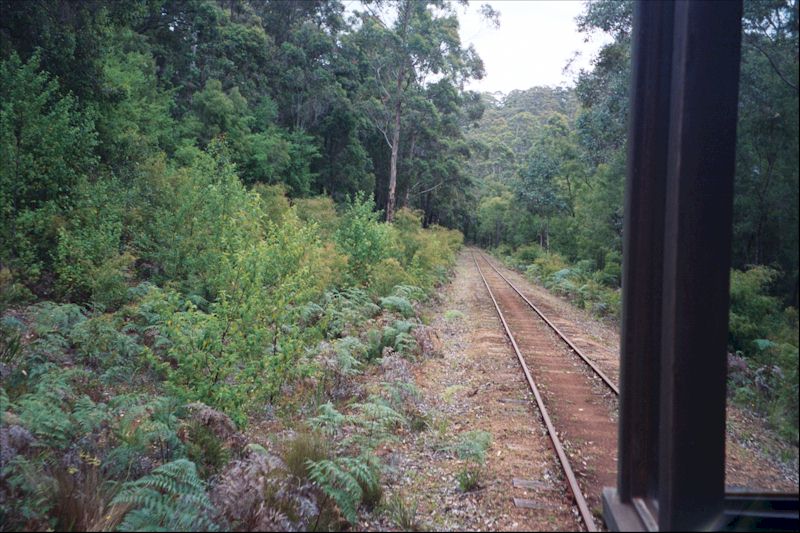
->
[466,86,578,186]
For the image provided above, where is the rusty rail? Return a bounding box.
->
[472,252,598,532]
[477,251,620,396]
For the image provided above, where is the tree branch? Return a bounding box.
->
[745,40,798,91]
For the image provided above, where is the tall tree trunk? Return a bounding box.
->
[387,73,403,222]
[386,0,413,222]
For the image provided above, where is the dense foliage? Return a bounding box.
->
[0,0,471,529]
[465,0,798,442]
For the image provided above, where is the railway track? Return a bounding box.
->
[472,251,619,531]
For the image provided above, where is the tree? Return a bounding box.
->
[0,53,97,279]
[352,0,484,220]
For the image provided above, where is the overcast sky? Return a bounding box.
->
[457,0,610,94]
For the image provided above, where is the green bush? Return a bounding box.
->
[368,258,413,297]
[335,193,392,285]
[512,244,543,267]
[0,267,34,311]
[0,53,98,282]
[379,295,415,318]
[729,266,785,352]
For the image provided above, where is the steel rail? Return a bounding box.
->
[477,252,620,396]
[472,252,598,532]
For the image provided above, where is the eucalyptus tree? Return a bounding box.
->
[351,0,485,220]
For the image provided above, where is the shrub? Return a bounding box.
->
[513,244,543,266]
[335,193,391,285]
[0,268,34,311]
[294,196,340,238]
[54,177,132,308]
[252,182,291,223]
[0,53,98,282]
[368,258,412,297]
[729,266,783,352]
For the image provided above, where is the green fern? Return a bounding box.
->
[112,459,218,531]
[106,395,184,475]
[350,397,405,431]
[322,288,380,338]
[307,453,380,524]
[344,396,406,449]
[31,302,87,335]
[379,296,414,318]
[309,402,347,437]
[333,337,366,376]
[13,369,92,448]
[393,332,417,355]
[391,284,426,303]
[380,381,420,411]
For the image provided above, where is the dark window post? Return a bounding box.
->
[603,0,743,530]
[658,0,742,529]
[615,0,674,514]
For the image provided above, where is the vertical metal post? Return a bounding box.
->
[658,0,742,530]
[616,0,674,512]
[604,1,742,530]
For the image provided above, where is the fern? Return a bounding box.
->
[393,332,417,355]
[380,381,420,411]
[112,459,218,532]
[307,453,380,524]
[379,296,414,318]
[309,402,347,437]
[350,398,405,432]
[31,302,87,335]
[101,395,185,478]
[322,288,380,338]
[391,284,426,303]
[14,369,90,448]
[391,320,415,335]
[344,396,406,450]
[71,396,109,435]
[333,337,366,376]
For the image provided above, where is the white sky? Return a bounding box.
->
[457,0,611,94]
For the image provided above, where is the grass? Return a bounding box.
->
[456,465,481,492]
[452,430,492,463]
[384,493,421,531]
[442,384,466,403]
[444,309,464,321]
[282,430,330,480]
